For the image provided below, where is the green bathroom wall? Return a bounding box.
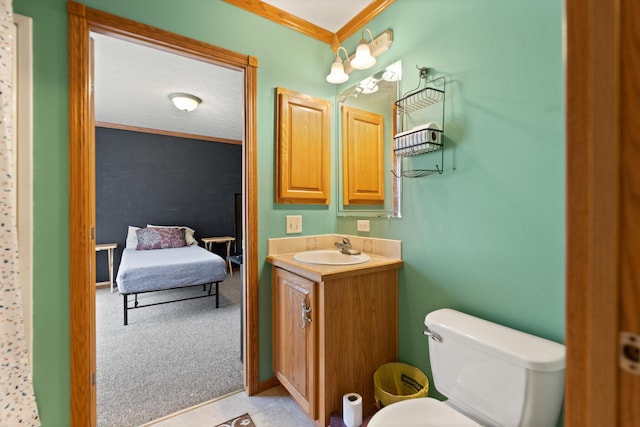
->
[15,0,337,425]
[337,0,566,388]
[14,0,564,425]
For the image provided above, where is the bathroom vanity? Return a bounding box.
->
[267,250,402,427]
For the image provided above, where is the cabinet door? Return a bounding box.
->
[272,268,316,418]
[275,87,331,204]
[342,105,385,205]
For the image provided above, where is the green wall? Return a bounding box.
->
[14,0,564,425]
[338,0,566,384]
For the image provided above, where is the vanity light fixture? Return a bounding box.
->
[326,46,350,84]
[326,29,394,84]
[168,92,201,112]
[350,28,377,70]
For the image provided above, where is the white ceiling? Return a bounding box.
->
[93,33,244,140]
[261,0,373,33]
[93,2,376,140]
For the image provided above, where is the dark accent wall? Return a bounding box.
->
[95,127,242,282]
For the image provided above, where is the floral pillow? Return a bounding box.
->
[147,224,198,246]
[135,227,187,250]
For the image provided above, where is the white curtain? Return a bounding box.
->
[0,2,40,426]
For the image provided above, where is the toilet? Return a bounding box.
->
[368,308,565,427]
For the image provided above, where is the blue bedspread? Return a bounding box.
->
[116,245,227,294]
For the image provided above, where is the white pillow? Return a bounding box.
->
[125,226,141,249]
[147,224,198,246]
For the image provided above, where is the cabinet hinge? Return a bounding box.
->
[620,332,640,375]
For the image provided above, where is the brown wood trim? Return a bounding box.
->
[223,0,395,47]
[88,31,98,426]
[95,122,242,146]
[68,2,260,424]
[565,10,589,423]
[70,2,252,68]
[619,0,640,424]
[256,377,280,394]
[335,0,395,44]
[565,0,620,426]
[222,0,334,44]
[68,3,95,425]
[244,56,260,395]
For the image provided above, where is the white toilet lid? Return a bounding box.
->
[367,397,481,427]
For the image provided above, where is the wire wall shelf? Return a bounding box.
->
[393,127,443,157]
[391,68,446,178]
[396,168,442,178]
[395,86,445,114]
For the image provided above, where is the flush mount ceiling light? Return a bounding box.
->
[326,46,350,84]
[326,29,394,85]
[168,92,201,112]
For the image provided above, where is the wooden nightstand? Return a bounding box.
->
[201,236,235,276]
[95,243,117,292]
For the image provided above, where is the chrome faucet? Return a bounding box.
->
[335,237,361,255]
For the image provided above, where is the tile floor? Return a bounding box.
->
[141,385,316,427]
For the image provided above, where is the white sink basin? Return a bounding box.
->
[293,249,371,266]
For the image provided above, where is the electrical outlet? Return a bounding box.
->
[357,220,370,232]
[286,215,302,234]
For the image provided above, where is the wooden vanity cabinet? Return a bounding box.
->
[272,264,399,427]
[272,267,317,418]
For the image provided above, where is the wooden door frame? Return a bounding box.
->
[565,0,621,425]
[68,2,260,425]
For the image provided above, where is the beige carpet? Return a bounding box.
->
[96,274,243,427]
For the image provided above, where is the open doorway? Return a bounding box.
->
[91,32,245,425]
[68,3,259,425]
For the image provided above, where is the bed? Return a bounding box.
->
[116,225,228,325]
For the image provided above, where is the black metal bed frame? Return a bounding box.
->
[121,281,220,326]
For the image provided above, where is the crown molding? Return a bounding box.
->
[223,0,395,47]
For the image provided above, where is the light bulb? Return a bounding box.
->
[326,58,349,84]
[350,40,376,70]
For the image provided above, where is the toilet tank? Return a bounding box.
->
[424,309,565,427]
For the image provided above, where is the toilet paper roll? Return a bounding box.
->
[343,392,363,427]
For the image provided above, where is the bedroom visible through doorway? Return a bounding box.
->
[68,3,260,423]
[91,31,245,426]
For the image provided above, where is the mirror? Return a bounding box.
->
[336,61,402,217]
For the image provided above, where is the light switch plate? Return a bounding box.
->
[357,220,370,232]
[286,215,302,234]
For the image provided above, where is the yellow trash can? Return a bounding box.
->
[374,362,429,408]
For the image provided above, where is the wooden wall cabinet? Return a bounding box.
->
[342,105,385,205]
[276,87,331,204]
[272,264,399,427]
